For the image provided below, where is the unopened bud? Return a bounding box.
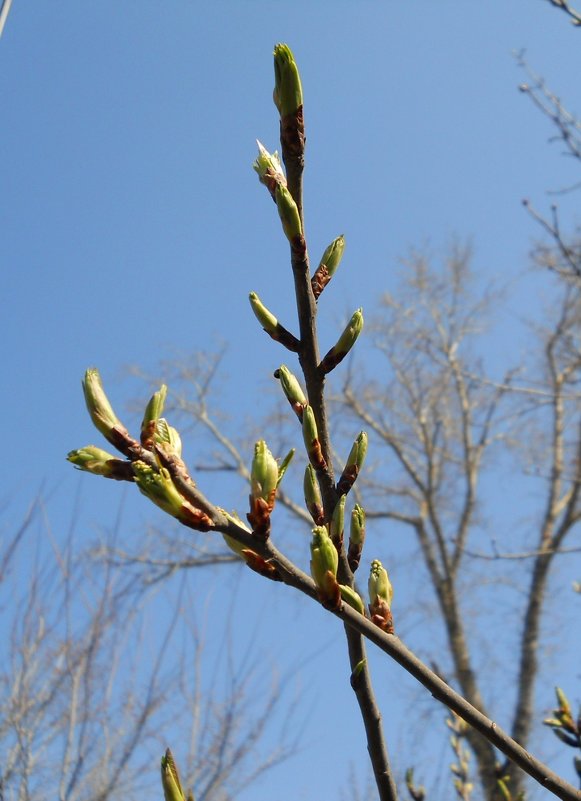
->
[311,235,345,300]
[302,405,327,470]
[320,308,363,374]
[251,440,278,503]
[161,749,186,801]
[329,494,346,548]
[67,446,133,481]
[339,584,365,615]
[275,184,302,242]
[248,440,278,539]
[273,43,303,117]
[348,504,366,571]
[249,293,300,351]
[337,431,367,494]
[82,368,128,446]
[275,365,307,419]
[249,292,278,335]
[310,525,340,606]
[303,464,324,525]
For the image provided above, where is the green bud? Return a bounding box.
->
[275,365,307,419]
[154,418,183,458]
[555,687,571,714]
[248,293,300,351]
[348,503,366,572]
[275,183,302,242]
[302,405,327,470]
[273,43,303,117]
[320,308,364,374]
[310,525,339,590]
[330,494,346,547]
[132,462,213,531]
[303,464,324,525]
[133,461,185,518]
[319,235,345,277]
[253,140,286,201]
[368,559,393,608]
[161,749,186,801]
[277,448,295,487]
[82,368,127,446]
[67,446,133,481]
[141,384,167,443]
[249,291,278,335]
[311,235,345,300]
[337,431,368,494]
[350,504,366,545]
[251,440,279,502]
[339,584,365,615]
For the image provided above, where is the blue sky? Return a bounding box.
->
[2,2,581,800]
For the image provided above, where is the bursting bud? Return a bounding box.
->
[302,405,327,470]
[330,494,346,548]
[348,504,366,572]
[275,184,302,242]
[368,559,394,633]
[253,140,286,201]
[161,749,186,801]
[320,308,364,374]
[368,559,393,608]
[251,440,279,503]
[311,235,345,300]
[67,446,133,481]
[304,464,324,525]
[141,384,167,445]
[275,365,307,419]
[337,431,368,495]
[154,418,183,459]
[82,368,128,446]
[310,525,340,607]
[132,461,213,531]
[273,43,303,117]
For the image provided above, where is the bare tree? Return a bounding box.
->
[0,499,294,801]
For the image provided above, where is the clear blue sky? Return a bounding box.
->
[2,2,580,799]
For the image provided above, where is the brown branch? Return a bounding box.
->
[544,0,581,25]
[215,514,581,801]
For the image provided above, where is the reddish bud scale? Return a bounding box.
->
[177,504,214,532]
[272,323,301,352]
[280,106,305,162]
[317,569,341,610]
[311,264,331,300]
[347,541,363,573]
[247,489,276,541]
[320,347,349,375]
[337,463,359,495]
[241,549,282,581]
[369,597,395,634]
